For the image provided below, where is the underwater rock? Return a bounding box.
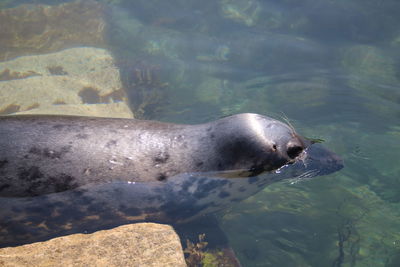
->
[184,233,241,267]
[0,223,186,267]
[0,47,132,117]
[109,0,214,33]
[341,45,398,85]
[391,34,400,48]
[271,0,400,43]
[340,45,400,104]
[225,31,327,79]
[224,75,330,120]
[266,77,330,110]
[194,76,224,105]
[0,0,107,61]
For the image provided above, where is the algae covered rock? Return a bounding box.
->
[340,44,400,106]
[0,0,107,61]
[222,75,331,120]
[0,223,186,267]
[341,45,398,86]
[194,76,224,105]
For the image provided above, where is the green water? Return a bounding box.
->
[1,0,400,266]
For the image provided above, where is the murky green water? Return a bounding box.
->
[1,0,400,266]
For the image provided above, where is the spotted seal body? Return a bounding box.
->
[0,113,307,197]
[0,113,343,247]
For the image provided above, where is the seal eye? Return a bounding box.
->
[287,145,303,159]
[272,144,277,151]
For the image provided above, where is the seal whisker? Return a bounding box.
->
[279,112,297,135]
[298,169,320,178]
[287,169,321,184]
[348,152,370,160]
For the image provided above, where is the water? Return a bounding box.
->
[0,0,399,266]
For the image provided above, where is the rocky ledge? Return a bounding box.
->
[0,223,187,267]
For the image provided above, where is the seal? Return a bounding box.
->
[0,113,343,247]
[0,113,308,197]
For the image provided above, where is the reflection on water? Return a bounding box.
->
[0,144,341,248]
[0,0,400,266]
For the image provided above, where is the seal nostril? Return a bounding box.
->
[287,145,303,159]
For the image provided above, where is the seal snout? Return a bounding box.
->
[286,140,305,160]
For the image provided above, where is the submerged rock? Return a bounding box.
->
[0,223,186,267]
[194,76,224,105]
[0,47,132,117]
[341,45,398,86]
[0,0,107,61]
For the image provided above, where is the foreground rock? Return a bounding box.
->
[0,223,186,267]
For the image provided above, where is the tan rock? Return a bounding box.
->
[0,47,122,93]
[0,47,133,118]
[15,102,134,118]
[0,223,187,267]
[0,0,107,61]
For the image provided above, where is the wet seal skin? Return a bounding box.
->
[0,113,309,197]
[0,113,343,247]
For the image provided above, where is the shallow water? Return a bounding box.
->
[0,0,400,266]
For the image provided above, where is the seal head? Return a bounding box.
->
[209,113,308,176]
